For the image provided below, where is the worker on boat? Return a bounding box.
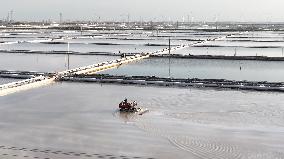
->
[133,101,137,106]
[124,98,128,104]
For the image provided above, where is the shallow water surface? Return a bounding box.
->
[0,83,283,159]
[103,57,284,82]
[0,53,117,72]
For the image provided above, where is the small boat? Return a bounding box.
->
[118,98,148,114]
[119,98,139,112]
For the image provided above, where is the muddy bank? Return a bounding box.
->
[2,49,284,61]
[0,70,54,79]
[194,45,283,48]
[152,54,284,61]
[63,74,284,92]
[1,70,284,92]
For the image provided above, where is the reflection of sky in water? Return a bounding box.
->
[175,46,284,57]
[0,83,283,159]
[197,40,284,47]
[103,58,284,82]
[0,42,168,54]
[0,53,117,72]
[0,29,284,158]
[1,30,284,81]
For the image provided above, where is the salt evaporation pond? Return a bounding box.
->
[0,53,117,72]
[1,28,284,159]
[175,46,284,57]
[0,82,283,159]
[0,42,168,54]
[177,31,284,57]
[103,57,284,82]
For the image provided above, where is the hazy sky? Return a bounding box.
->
[1,0,284,22]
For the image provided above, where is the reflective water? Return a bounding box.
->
[0,82,283,159]
[0,53,117,72]
[103,57,284,82]
[175,46,284,57]
[0,42,167,54]
[1,29,284,159]
[1,29,284,82]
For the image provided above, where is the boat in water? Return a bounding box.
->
[118,98,148,115]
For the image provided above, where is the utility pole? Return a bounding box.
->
[67,42,70,70]
[156,29,159,36]
[140,16,142,27]
[6,12,10,23]
[59,12,63,24]
[10,10,13,22]
[215,15,218,31]
[187,14,190,27]
[176,21,179,29]
[127,14,130,27]
[168,37,171,78]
